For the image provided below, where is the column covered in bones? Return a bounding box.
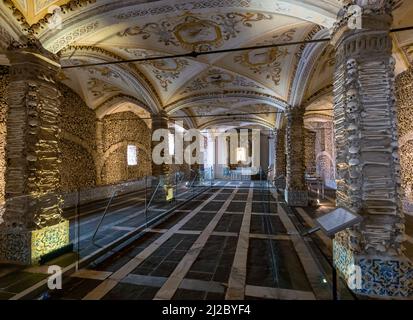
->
[0,40,68,264]
[274,126,286,189]
[284,106,308,206]
[151,111,170,177]
[331,0,412,298]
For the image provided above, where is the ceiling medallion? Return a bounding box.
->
[174,16,223,51]
[146,59,189,91]
[182,68,263,94]
[118,11,272,52]
[235,47,289,86]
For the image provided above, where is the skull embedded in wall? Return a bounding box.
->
[349,164,360,179]
[389,56,396,69]
[346,89,358,102]
[346,101,359,117]
[346,58,357,71]
[347,122,358,132]
[392,152,400,164]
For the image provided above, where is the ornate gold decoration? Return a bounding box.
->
[118,11,272,52]
[182,68,264,93]
[235,47,289,86]
[87,78,120,98]
[3,0,96,33]
[234,29,296,86]
[59,45,162,107]
[144,59,189,91]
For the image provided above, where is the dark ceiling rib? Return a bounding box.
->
[61,26,413,69]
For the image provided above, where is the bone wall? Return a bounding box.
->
[396,67,413,210]
[58,83,97,192]
[304,129,316,174]
[285,107,308,206]
[0,66,8,205]
[101,112,151,184]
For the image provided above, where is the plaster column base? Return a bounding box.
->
[284,189,308,207]
[333,240,413,298]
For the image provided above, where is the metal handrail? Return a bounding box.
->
[144,178,162,218]
[175,171,186,188]
[91,187,121,244]
[189,170,199,189]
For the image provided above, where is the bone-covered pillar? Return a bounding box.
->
[274,127,286,189]
[304,129,316,174]
[151,111,170,177]
[0,42,68,264]
[95,119,104,185]
[395,67,413,214]
[284,106,308,206]
[331,1,412,298]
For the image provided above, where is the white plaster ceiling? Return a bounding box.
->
[3,0,413,130]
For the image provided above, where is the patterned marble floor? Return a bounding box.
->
[24,182,343,300]
[0,182,362,300]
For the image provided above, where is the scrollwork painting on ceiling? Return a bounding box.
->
[182,68,264,93]
[117,11,272,52]
[402,43,413,64]
[120,48,189,91]
[87,66,122,79]
[145,59,189,91]
[87,78,120,98]
[234,29,296,87]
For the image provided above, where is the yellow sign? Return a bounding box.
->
[166,187,174,201]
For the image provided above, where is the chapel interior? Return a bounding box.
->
[0,0,412,301]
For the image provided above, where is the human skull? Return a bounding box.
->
[349,165,360,179]
[346,58,357,71]
[346,101,359,114]
[349,145,359,154]
[389,56,396,68]
[346,89,358,102]
[392,152,400,163]
[347,123,358,131]
[349,158,360,166]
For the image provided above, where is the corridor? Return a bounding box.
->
[0,0,412,303]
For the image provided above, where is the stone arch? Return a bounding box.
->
[165,92,287,115]
[98,111,152,185]
[316,151,336,189]
[289,28,331,109]
[98,140,151,185]
[198,117,274,131]
[60,130,97,161]
[95,95,153,130]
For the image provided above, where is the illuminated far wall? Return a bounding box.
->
[210,130,270,178]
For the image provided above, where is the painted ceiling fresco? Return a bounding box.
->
[3,0,413,130]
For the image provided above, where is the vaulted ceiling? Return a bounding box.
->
[1,0,412,130]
